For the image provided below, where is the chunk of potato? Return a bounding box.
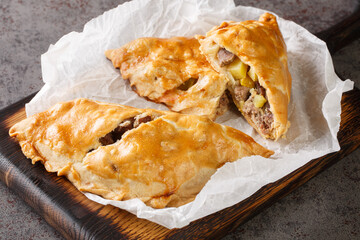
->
[248,67,258,81]
[228,58,247,80]
[253,94,267,108]
[240,76,255,88]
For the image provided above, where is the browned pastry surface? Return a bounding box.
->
[9,98,273,208]
[197,13,292,140]
[105,37,229,120]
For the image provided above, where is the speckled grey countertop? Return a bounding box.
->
[1,0,359,239]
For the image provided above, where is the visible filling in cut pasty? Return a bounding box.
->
[9,98,274,208]
[99,113,157,146]
[217,48,274,136]
[196,13,291,140]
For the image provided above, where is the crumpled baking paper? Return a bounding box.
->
[25,0,354,229]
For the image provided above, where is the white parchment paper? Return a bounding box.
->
[26,0,354,229]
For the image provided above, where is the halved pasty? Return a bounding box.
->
[9,98,273,208]
[196,13,292,140]
[105,37,229,120]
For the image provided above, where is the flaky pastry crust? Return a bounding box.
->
[105,37,229,120]
[196,13,292,140]
[9,98,273,208]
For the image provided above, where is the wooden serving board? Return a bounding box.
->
[0,89,360,240]
[1,8,360,239]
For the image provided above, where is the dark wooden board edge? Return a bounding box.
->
[1,4,360,239]
[166,87,360,239]
[316,4,360,54]
[0,88,359,240]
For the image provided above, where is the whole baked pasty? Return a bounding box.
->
[196,13,292,140]
[9,98,273,208]
[105,37,229,120]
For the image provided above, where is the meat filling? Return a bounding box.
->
[234,85,250,102]
[99,113,154,146]
[255,81,266,96]
[242,92,274,135]
[219,47,274,136]
[215,92,230,118]
[234,82,274,135]
[217,48,235,67]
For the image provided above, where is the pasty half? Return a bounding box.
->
[105,37,229,120]
[196,13,292,140]
[9,98,273,208]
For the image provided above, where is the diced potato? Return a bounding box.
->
[240,76,255,88]
[228,58,247,80]
[253,94,267,108]
[248,67,258,81]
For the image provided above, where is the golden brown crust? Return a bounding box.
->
[105,37,229,120]
[9,98,273,208]
[196,13,291,140]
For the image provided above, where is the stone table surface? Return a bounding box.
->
[1,0,359,239]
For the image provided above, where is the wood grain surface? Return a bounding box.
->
[1,6,360,239]
[0,88,359,240]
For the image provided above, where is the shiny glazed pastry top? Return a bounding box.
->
[9,98,273,208]
[105,37,229,120]
[196,13,292,140]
